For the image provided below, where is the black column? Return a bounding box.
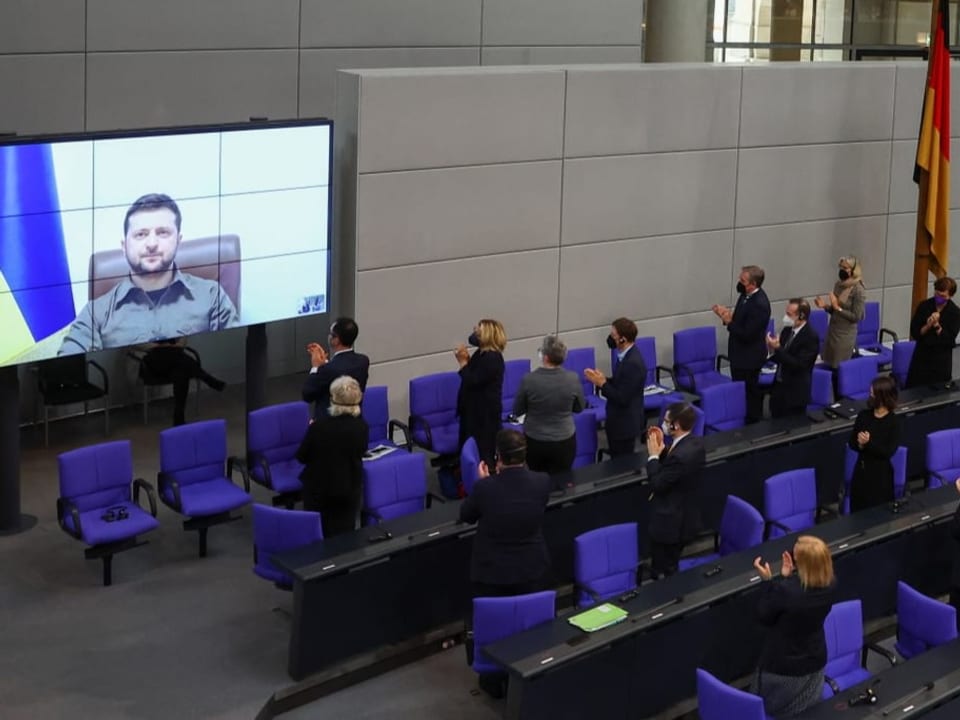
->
[245,324,268,448]
[0,365,37,535]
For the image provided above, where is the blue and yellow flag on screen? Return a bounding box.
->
[0,143,77,364]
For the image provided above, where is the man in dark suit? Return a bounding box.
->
[584,317,648,457]
[713,265,771,424]
[766,298,819,418]
[301,317,370,420]
[645,402,706,579]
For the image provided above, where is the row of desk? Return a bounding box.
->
[274,384,960,682]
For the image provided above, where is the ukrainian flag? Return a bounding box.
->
[0,143,77,364]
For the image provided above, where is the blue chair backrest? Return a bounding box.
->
[460,437,480,495]
[696,668,768,720]
[808,309,829,355]
[896,581,958,660]
[573,523,638,607]
[824,600,864,679]
[764,468,817,538]
[363,451,427,523]
[252,504,323,586]
[159,419,227,487]
[701,381,746,434]
[408,372,460,444]
[58,440,133,511]
[718,495,765,556]
[809,367,834,410]
[247,401,310,466]
[843,445,907,512]
[502,359,531,412]
[926,429,960,488]
[836,356,879,400]
[573,411,598,468]
[857,301,881,347]
[361,386,390,445]
[892,341,916,389]
[564,347,596,400]
[673,327,718,379]
[634,337,657,385]
[472,591,556,674]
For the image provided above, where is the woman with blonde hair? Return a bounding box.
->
[296,375,369,536]
[455,319,507,466]
[815,256,866,368]
[752,535,837,718]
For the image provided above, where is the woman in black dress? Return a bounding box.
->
[907,276,960,388]
[455,319,506,467]
[296,375,369,537]
[848,375,900,513]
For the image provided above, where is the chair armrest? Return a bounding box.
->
[824,675,841,696]
[132,478,158,517]
[879,328,899,344]
[864,642,897,667]
[673,363,696,393]
[929,470,949,487]
[597,448,612,461]
[158,471,182,511]
[227,456,250,493]
[765,519,793,540]
[246,453,272,489]
[388,419,412,451]
[816,505,839,521]
[426,491,446,508]
[408,415,433,451]
[713,532,720,553]
[87,359,109,394]
[655,365,676,387]
[56,498,82,539]
[716,354,731,372]
[183,347,201,363]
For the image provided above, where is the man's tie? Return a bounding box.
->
[775,328,795,382]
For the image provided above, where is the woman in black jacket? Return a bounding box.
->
[907,276,960,388]
[456,319,506,467]
[296,375,369,537]
[848,375,900,512]
[753,535,837,718]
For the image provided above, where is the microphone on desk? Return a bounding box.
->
[848,679,881,707]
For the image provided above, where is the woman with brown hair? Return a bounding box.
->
[752,535,837,718]
[455,319,507,467]
[815,256,866,368]
[848,375,901,512]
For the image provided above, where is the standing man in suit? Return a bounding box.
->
[645,402,706,579]
[302,317,370,420]
[766,298,819,419]
[713,265,771,423]
[584,317,648,457]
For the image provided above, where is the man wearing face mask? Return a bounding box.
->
[712,265,771,423]
[766,298,819,419]
[645,402,705,579]
[584,317,647,457]
[907,276,960,388]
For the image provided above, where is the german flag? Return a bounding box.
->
[914,0,952,309]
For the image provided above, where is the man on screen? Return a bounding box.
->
[59,193,239,355]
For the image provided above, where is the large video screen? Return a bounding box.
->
[0,120,331,366]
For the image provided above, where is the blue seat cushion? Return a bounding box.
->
[163,478,251,516]
[822,668,871,699]
[260,459,303,494]
[64,503,160,546]
[428,426,461,456]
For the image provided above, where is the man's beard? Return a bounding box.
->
[133,256,174,275]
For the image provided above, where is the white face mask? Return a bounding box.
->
[537,350,544,364]
[661,420,672,435]
[782,314,795,327]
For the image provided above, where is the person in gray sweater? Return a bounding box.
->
[512,335,585,474]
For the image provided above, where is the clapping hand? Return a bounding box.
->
[814,295,827,309]
[454,343,470,367]
[712,304,733,325]
[306,342,328,368]
[584,368,606,388]
[766,333,780,350]
[829,292,840,310]
[753,556,773,581]
[646,426,665,457]
[857,430,870,448]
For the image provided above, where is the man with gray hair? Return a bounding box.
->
[511,335,585,474]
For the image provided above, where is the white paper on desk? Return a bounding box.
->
[760,366,777,375]
[857,348,880,357]
[644,385,669,396]
[363,444,400,461]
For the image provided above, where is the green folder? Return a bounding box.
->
[567,603,628,632]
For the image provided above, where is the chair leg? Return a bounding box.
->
[102,554,113,586]
[143,386,149,425]
[198,527,209,558]
[44,406,49,448]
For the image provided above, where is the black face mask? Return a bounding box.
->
[839,269,850,281]
[468,332,480,347]
[606,335,618,350]
[736,281,746,295]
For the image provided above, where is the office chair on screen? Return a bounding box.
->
[36,354,110,447]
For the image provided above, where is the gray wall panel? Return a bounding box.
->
[482,0,644,46]
[561,151,738,245]
[357,161,561,270]
[564,65,741,157]
[0,1,85,53]
[889,138,960,214]
[86,0,300,51]
[300,0,482,48]
[481,46,640,65]
[736,143,891,227]
[881,285,914,339]
[885,213,917,288]
[891,62,927,140]
[740,63,896,147]
[356,69,565,172]
[0,55,85,134]
[85,50,299,130]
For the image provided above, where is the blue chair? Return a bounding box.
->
[696,668,771,720]
[672,327,731,394]
[701,381,747,434]
[895,581,958,659]
[891,341,916,389]
[157,419,252,557]
[573,523,640,608]
[763,468,820,539]
[925,429,960,489]
[679,495,764,570]
[807,367,834,412]
[362,451,428,524]
[460,437,481,496]
[564,346,606,423]
[836,356,880,401]
[573,410,599,468]
[252,504,323,589]
[362,385,409,449]
[57,440,159,586]
[408,372,461,456]
[822,599,895,698]
[502,359,531,426]
[472,591,556,675]
[841,445,907,513]
[758,318,778,393]
[247,401,309,506]
[808,309,829,358]
[856,301,896,367]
